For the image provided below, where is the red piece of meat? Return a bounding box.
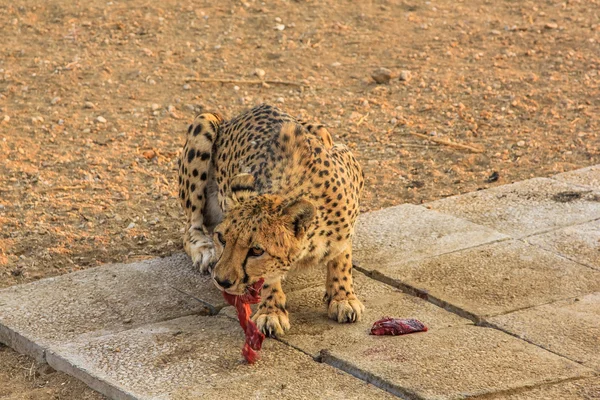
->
[370,318,428,336]
[222,278,265,364]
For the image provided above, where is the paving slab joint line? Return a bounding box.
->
[219,306,419,398]
[517,216,600,241]
[353,264,482,324]
[519,225,600,272]
[479,319,600,372]
[317,349,423,400]
[354,262,600,371]
[169,285,223,315]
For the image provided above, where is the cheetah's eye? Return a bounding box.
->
[216,232,226,246]
[248,246,264,257]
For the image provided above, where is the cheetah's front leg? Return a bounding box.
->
[325,247,364,323]
[252,280,290,337]
[179,112,222,274]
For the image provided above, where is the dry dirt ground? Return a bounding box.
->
[0,0,598,398]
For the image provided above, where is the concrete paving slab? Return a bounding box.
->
[428,178,600,238]
[47,315,396,400]
[275,270,471,357]
[553,165,600,190]
[526,219,600,271]
[282,264,326,293]
[368,240,600,319]
[353,204,508,270]
[0,254,226,362]
[316,325,593,400]
[486,377,600,400]
[488,293,600,371]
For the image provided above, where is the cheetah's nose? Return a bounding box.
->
[214,277,235,290]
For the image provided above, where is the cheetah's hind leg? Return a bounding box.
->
[179,112,222,273]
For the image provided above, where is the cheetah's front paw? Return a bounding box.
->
[252,309,291,338]
[328,297,365,323]
[189,241,217,274]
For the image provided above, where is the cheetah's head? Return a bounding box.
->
[211,174,315,295]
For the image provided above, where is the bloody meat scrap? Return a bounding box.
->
[370,318,428,336]
[222,278,265,364]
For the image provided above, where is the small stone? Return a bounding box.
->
[151,103,160,111]
[490,30,501,35]
[399,70,412,82]
[371,67,392,84]
[517,140,525,147]
[82,128,91,134]
[97,116,107,123]
[233,86,240,91]
[125,222,136,230]
[84,102,95,109]
[253,68,266,78]
[274,24,285,31]
[183,84,191,90]
[2,115,9,123]
[276,97,285,103]
[545,22,558,29]
[331,62,341,67]
[167,105,176,113]
[142,150,157,160]
[50,97,61,105]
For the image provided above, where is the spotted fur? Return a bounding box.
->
[178,104,365,336]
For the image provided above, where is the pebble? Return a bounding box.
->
[2,115,9,123]
[50,97,61,105]
[371,67,392,84]
[125,222,136,230]
[276,97,285,103]
[167,105,176,113]
[545,22,558,29]
[97,116,107,123]
[331,62,341,67]
[183,84,191,90]
[82,128,91,134]
[517,140,525,147]
[490,30,501,35]
[274,24,285,31]
[84,101,95,109]
[254,68,266,78]
[151,103,160,111]
[399,70,412,82]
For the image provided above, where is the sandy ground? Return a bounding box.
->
[0,0,598,397]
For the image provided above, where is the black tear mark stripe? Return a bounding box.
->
[241,253,250,284]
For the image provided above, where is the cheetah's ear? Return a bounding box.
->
[282,198,315,239]
[225,173,257,209]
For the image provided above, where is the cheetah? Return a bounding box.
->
[178,104,365,337]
